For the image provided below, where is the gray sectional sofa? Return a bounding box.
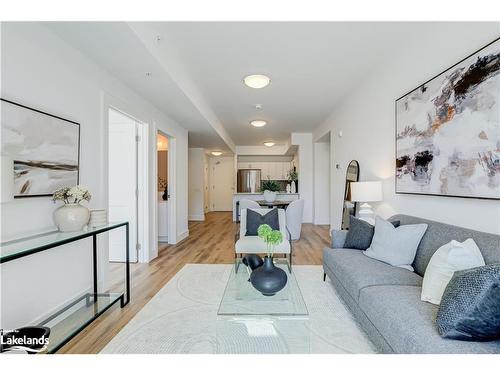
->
[323,214,500,354]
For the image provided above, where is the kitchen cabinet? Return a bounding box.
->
[237,161,292,180]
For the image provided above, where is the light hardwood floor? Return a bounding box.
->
[59,212,330,354]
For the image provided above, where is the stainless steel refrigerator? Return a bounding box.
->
[237,169,261,193]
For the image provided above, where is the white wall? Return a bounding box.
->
[291,133,313,223]
[0,22,188,328]
[314,24,500,234]
[314,141,330,225]
[188,148,205,221]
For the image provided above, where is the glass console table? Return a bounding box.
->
[0,222,130,353]
[217,263,310,353]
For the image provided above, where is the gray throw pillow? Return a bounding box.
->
[344,216,400,250]
[436,263,500,341]
[363,216,427,271]
[246,208,279,236]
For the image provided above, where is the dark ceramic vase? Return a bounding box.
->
[250,256,288,296]
[242,254,264,271]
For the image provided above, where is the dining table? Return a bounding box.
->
[256,200,292,209]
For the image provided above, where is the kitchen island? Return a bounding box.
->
[232,193,300,221]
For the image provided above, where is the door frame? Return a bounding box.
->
[103,94,150,264]
[153,128,176,249]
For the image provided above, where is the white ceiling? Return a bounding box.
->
[155,22,422,146]
[44,22,474,150]
[46,22,231,151]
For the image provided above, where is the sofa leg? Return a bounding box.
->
[323,272,326,282]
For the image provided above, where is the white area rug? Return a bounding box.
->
[101,264,376,354]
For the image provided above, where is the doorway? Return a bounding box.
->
[313,132,331,225]
[157,131,169,248]
[108,108,144,263]
[209,156,234,211]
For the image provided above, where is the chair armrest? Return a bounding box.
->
[234,226,240,243]
[285,226,292,243]
[331,229,348,248]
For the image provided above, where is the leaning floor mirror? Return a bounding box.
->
[341,160,360,230]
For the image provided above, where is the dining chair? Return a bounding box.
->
[237,199,261,222]
[285,199,304,240]
[234,208,292,272]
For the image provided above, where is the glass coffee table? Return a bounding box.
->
[217,263,310,353]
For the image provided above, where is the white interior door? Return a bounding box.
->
[211,156,234,211]
[108,109,138,262]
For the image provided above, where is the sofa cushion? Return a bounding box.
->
[358,285,500,353]
[323,248,423,302]
[421,239,485,305]
[389,215,500,277]
[364,216,427,271]
[436,264,500,341]
[246,208,279,235]
[344,216,401,250]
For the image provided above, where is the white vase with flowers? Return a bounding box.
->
[53,186,92,232]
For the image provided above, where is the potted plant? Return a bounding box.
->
[53,186,91,232]
[261,179,280,203]
[249,224,288,296]
[287,168,298,193]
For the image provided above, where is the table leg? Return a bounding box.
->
[92,234,98,302]
[123,222,131,307]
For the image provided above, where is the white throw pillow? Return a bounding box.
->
[363,216,428,271]
[421,238,485,305]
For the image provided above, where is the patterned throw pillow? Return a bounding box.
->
[344,216,400,250]
[245,208,280,236]
[436,263,500,341]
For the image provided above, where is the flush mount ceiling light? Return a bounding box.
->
[250,120,267,127]
[211,151,222,156]
[263,141,275,147]
[243,74,271,89]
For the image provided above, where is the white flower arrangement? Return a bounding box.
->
[53,185,92,204]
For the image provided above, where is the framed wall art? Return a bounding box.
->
[395,38,499,200]
[1,98,80,198]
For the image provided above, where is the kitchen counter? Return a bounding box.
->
[232,193,300,221]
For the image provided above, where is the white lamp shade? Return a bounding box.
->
[350,181,382,202]
[1,156,14,203]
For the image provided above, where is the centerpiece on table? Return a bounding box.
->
[52,186,91,232]
[262,179,280,203]
[249,224,288,296]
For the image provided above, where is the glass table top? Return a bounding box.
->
[218,263,308,316]
[0,222,128,263]
[40,293,123,353]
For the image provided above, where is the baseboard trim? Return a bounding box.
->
[174,230,189,244]
[188,214,205,221]
[314,220,330,225]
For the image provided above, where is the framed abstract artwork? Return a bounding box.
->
[395,38,500,200]
[1,99,80,198]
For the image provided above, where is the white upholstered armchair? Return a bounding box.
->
[234,208,292,272]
